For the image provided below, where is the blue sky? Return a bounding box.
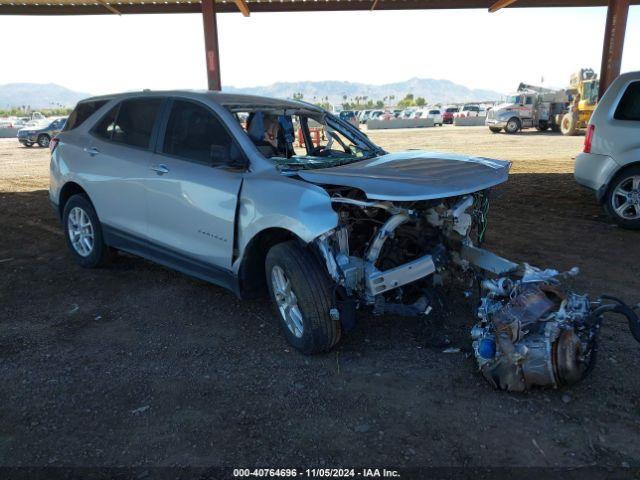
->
[1,6,638,95]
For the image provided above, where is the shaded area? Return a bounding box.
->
[1,169,639,467]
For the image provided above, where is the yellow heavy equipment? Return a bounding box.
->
[559,68,599,136]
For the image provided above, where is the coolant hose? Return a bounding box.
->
[590,296,640,343]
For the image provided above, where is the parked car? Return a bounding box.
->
[18,117,67,147]
[359,110,372,124]
[442,106,459,124]
[339,110,359,128]
[399,108,417,119]
[574,71,640,229]
[454,104,481,118]
[50,91,513,354]
[368,110,384,121]
[413,108,443,126]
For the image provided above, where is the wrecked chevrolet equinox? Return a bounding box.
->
[51,92,639,391]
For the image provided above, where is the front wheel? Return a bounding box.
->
[489,127,502,133]
[23,142,33,148]
[37,134,50,148]
[561,113,578,136]
[604,166,640,230]
[505,118,520,134]
[265,240,341,354]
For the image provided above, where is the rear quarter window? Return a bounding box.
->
[64,100,110,131]
[614,81,640,121]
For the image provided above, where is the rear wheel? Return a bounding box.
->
[505,118,520,134]
[37,134,50,148]
[604,166,640,230]
[62,194,114,268]
[489,127,502,133]
[560,113,578,136]
[536,122,549,131]
[265,240,341,354]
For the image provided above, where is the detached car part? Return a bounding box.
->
[469,265,640,392]
[313,184,639,392]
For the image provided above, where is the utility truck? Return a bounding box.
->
[486,83,569,134]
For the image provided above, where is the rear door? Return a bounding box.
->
[609,80,640,162]
[145,98,245,270]
[82,97,164,237]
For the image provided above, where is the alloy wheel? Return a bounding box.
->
[67,207,95,257]
[271,265,304,338]
[611,175,640,220]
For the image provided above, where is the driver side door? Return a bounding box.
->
[145,98,245,271]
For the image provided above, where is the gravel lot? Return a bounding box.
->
[1,127,639,470]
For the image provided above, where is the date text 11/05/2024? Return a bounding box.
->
[233,468,400,478]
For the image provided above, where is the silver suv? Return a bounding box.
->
[50,91,511,354]
[574,71,640,229]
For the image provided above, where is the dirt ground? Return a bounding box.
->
[1,126,639,471]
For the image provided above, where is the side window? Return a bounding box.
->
[93,104,119,141]
[614,81,640,121]
[64,99,109,131]
[111,98,163,149]
[162,100,241,165]
[525,96,533,105]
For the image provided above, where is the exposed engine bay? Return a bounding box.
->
[314,186,640,392]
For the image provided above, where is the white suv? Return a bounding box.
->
[574,71,640,229]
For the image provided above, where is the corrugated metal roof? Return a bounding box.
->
[0,0,636,15]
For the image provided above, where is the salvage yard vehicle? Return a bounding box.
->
[575,71,640,229]
[486,84,569,134]
[453,104,480,119]
[50,91,640,391]
[339,110,359,128]
[559,68,599,136]
[18,116,67,147]
[442,106,458,124]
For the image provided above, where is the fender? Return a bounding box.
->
[233,171,338,274]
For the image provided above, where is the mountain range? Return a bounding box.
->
[0,78,503,110]
[0,83,91,110]
[224,78,504,105]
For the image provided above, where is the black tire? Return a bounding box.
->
[505,117,520,134]
[265,240,341,354]
[37,134,50,148]
[536,122,549,131]
[62,194,113,268]
[23,142,33,148]
[489,127,502,133]
[604,165,640,230]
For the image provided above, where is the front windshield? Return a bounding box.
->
[506,95,520,104]
[226,105,385,170]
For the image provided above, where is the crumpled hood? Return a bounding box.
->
[297,151,511,201]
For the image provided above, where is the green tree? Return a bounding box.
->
[397,93,417,108]
[415,97,426,107]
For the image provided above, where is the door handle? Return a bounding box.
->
[83,147,100,156]
[151,164,169,175]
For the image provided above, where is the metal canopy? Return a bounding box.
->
[0,0,637,15]
[0,0,634,98]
